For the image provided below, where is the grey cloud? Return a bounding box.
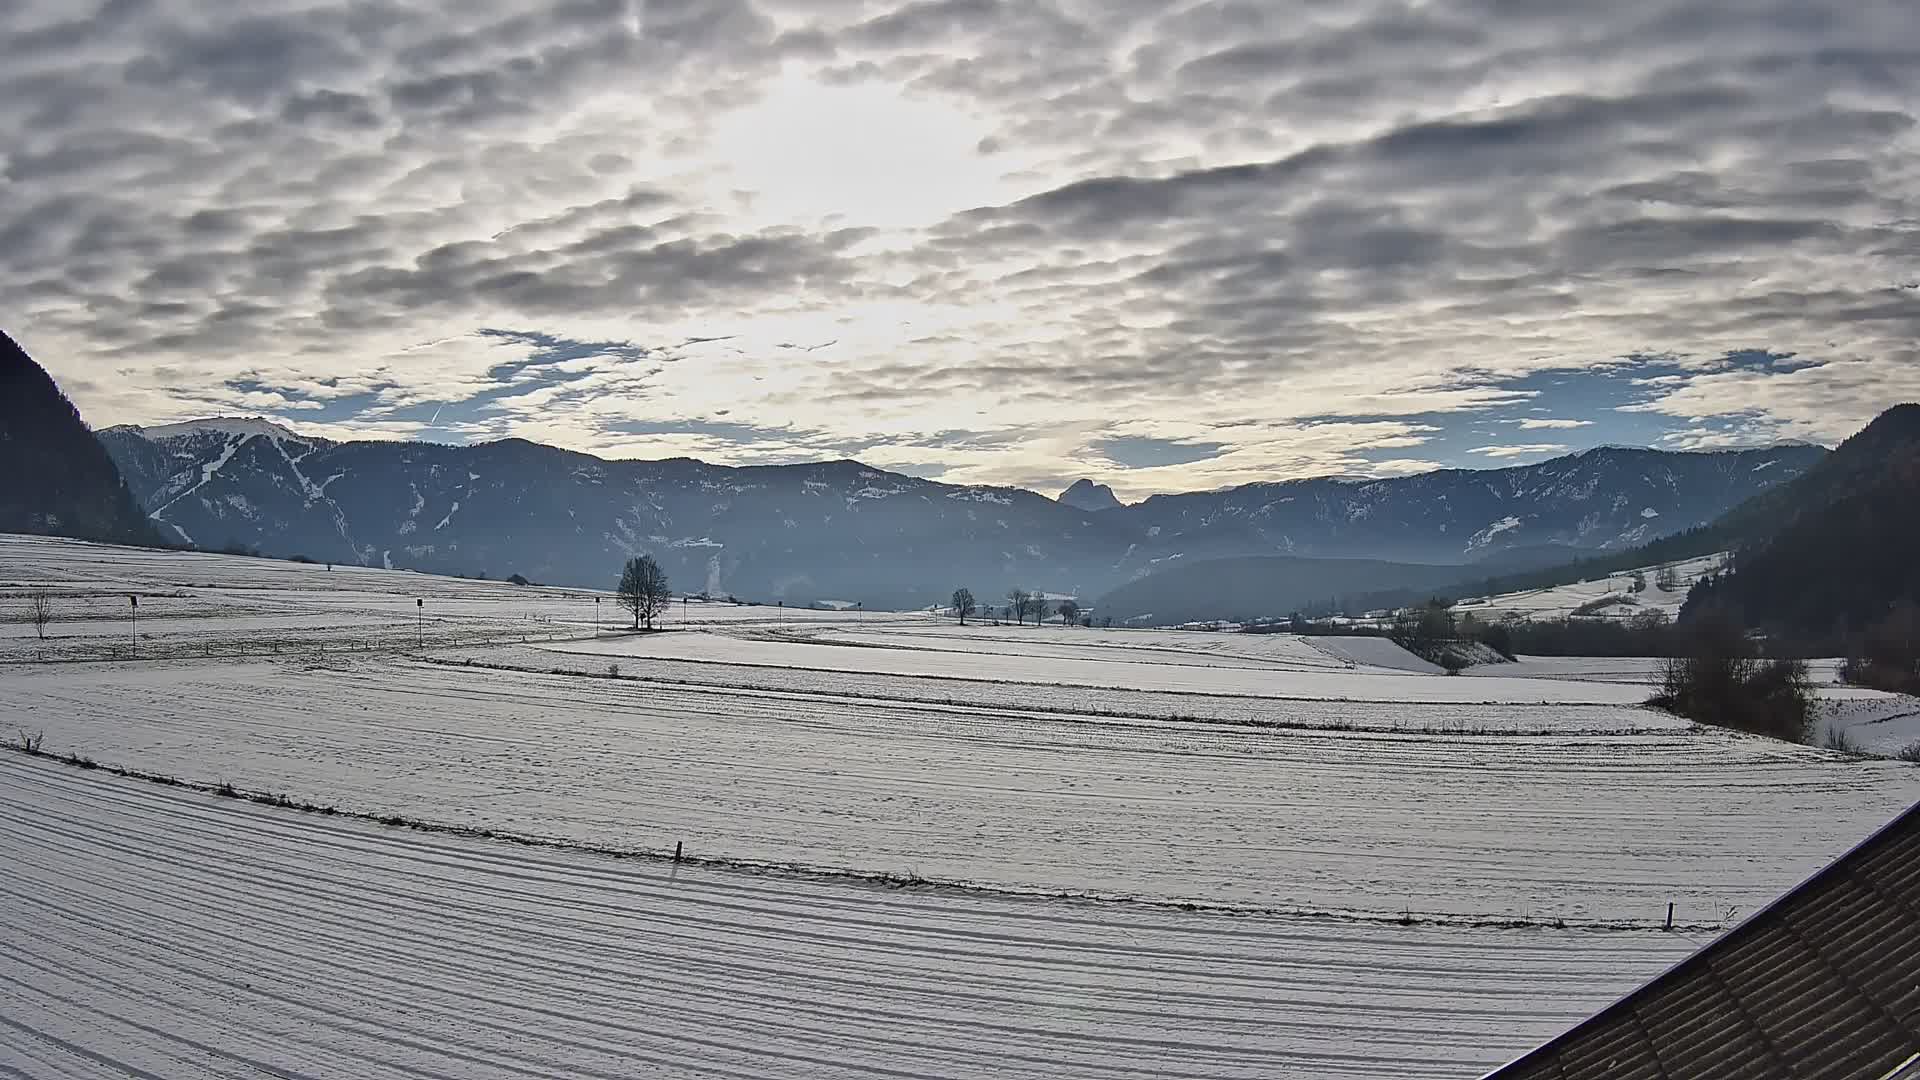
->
[4,129,194,182]
[1095,436,1228,469]
[851,0,1001,48]
[1176,7,1487,87]
[5,0,1919,489]
[180,209,252,239]
[327,223,869,321]
[125,14,372,104]
[281,89,383,129]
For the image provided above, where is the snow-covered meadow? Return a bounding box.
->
[2,754,1692,1080]
[4,534,1918,1078]
[1451,552,1727,622]
[0,533,880,662]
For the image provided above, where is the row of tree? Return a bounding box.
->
[950,587,1090,627]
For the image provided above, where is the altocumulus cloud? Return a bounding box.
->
[4,0,1919,496]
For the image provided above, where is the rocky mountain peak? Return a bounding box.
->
[1058,478,1123,512]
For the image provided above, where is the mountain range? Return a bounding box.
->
[93,415,1823,609]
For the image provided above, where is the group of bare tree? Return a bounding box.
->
[949,586,1087,627]
[1005,588,1048,625]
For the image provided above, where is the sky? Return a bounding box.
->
[4,0,1918,500]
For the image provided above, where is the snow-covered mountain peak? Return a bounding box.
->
[131,417,308,443]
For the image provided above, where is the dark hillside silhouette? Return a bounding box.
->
[1683,404,1920,643]
[0,331,162,547]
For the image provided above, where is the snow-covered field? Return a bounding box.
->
[0,534,889,662]
[1818,689,1920,755]
[548,627,1655,704]
[1,754,1696,1080]
[17,653,1879,921]
[5,534,1919,1077]
[1453,552,1727,622]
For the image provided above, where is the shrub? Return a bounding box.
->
[1822,726,1865,755]
[1896,741,1920,763]
[606,663,621,678]
[1654,625,1813,744]
[1475,620,1517,661]
[1572,595,1626,617]
[10,729,45,754]
[1658,655,1814,743]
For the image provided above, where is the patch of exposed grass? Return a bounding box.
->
[1822,726,1867,756]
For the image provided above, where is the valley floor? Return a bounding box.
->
[1,755,1702,1080]
[3,533,1918,1077]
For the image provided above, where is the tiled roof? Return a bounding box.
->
[1485,802,1920,1080]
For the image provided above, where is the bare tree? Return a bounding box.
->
[1655,565,1680,592]
[1007,588,1030,626]
[28,591,51,640]
[951,587,976,625]
[1056,598,1080,626]
[1031,596,1050,624]
[617,555,672,630]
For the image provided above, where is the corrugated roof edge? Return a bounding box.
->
[1479,797,1920,1078]
[1878,1052,1920,1080]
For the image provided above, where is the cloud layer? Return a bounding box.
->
[5,0,1918,497]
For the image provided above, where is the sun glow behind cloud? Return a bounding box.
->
[703,73,1033,231]
[5,0,1919,498]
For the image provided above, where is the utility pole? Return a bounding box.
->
[595,596,601,636]
[129,594,138,658]
[416,598,423,648]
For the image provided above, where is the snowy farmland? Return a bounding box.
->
[1452,552,1728,622]
[5,533,1920,1078]
[2,754,1692,1080]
